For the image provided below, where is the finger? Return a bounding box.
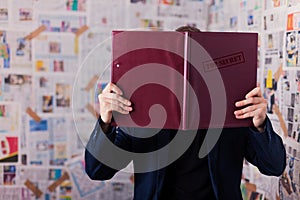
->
[101,93,131,106]
[235,97,266,107]
[234,104,260,116]
[235,112,253,119]
[100,104,130,117]
[102,82,123,95]
[234,108,258,119]
[235,105,266,120]
[110,103,131,114]
[99,93,132,112]
[235,109,266,120]
[245,87,262,98]
[102,98,133,112]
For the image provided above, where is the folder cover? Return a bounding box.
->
[111,31,257,130]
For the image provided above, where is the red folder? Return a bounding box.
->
[111,31,257,130]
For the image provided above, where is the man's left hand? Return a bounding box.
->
[234,87,267,132]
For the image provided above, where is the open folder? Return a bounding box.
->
[111,30,257,130]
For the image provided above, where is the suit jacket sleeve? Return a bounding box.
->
[245,117,286,176]
[85,117,132,180]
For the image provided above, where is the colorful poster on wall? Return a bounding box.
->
[285,11,300,68]
[0,102,20,164]
[0,137,18,163]
[0,30,10,69]
[0,165,16,185]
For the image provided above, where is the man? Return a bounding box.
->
[85,26,286,200]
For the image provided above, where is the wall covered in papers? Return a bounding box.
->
[0,0,298,199]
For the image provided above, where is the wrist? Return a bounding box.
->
[100,115,111,124]
[256,126,265,133]
[99,116,112,134]
[255,118,267,133]
[101,123,112,134]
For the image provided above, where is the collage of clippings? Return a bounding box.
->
[0,0,299,199]
[209,1,300,200]
[0,30,32,70]
[252,2,300,200]
[0,102,20,164]
[33,33,78,74]
[0,0,136,199]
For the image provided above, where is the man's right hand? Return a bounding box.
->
[98,82,132,124]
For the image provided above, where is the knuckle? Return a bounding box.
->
[116,107,123,113]
[248,97,253,104]
[257,87,261,92]
[115,95,122,101]
[116,101,122,107]
[248,112,252,117]
[120,109,126,114]
[253,104,258,110]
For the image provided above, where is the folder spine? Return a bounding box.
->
[182,32,189,130]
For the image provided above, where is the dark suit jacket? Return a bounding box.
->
[85,117,286,200]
